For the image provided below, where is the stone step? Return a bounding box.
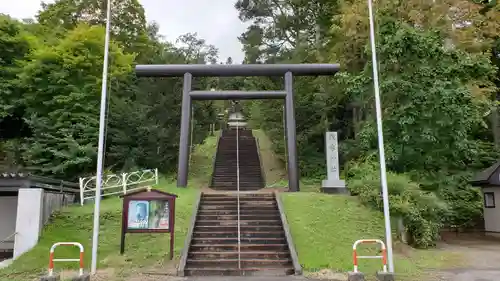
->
[193,231,285,239]
[201,196,274,201]
[186,258,292,268]
[212,176,262,179]
[197,209,277,215]
[211,180,263,184]
[199,205,278,211]
[217,147,257,150]
[210,186,264,190]
[184,267,294,276]
[215,156,259,158]
[199,199,275,204]
[210,187,264,191]
[214,165,259,167]
[212,174,261,176]
[201,193,273,198]
[196,220,281,226]
[216,154,257,156]
[216,152,257,154]
[192,237,286,244]
[197,214,280,220]
[188,251,290,259]
[213,166,261,169]
[211,181,262,183]
[194,225,284,232]
[211,178,262,182]
[190,243,288,252]
[198,201,276,206]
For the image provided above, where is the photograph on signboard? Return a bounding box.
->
[149,200,170,230]
[128,200,149,229]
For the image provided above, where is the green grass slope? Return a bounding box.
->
[0,135,218,281]
[281,192,462,280]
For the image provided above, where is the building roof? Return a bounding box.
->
[470,161,500,187]
[0,172,79,193]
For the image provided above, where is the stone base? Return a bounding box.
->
[72,274,90,281]
[321,179,349,194]
[376,271,395,281]
[40,276,60,281]
[347,271,365,281]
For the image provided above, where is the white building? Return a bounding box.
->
[0,173,77,265]
[471,161,500,237]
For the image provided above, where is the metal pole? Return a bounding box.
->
[91,0,112,274]
[367,0,394,272]
[284,72,300,192]
[236,122,241,269]
[189,105,194,164]
[282,105,287,172]
[177,73,192,187]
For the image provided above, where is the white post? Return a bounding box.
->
[79,178,84,206]
[367,0,394,272]
[155,168,159,185]
[122,173,127,194]
[91,0,112,274]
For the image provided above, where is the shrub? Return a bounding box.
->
[347,161,447,248]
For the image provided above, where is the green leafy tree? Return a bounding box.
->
[19,24,134,179]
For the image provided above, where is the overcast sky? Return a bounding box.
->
[0,0,247,63]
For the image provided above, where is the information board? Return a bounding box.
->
[127,200,170,230]
[120,188,177,259]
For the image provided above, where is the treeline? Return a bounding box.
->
[0,0,220,180]
[236,0,500,247]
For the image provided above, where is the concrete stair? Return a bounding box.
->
[211,129,264,191]
[185,193,294,276]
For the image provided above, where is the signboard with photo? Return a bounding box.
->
[120,188,177,259]
[126,200,171,230]
[149,200,170,229]
[127,200,150,229]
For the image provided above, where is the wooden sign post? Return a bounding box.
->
[120,188,177,260]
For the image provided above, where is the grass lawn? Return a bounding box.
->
[281,192,464,280]
[252,129,288,187]
[1,130,464,281]
[0,180,199,281]
[0,135,218,281]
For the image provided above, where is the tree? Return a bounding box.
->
[0,15,32,119]
[342,20,496,172]
[18,24,134,179]
[37,0,150,56]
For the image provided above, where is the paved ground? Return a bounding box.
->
[84,233,500,281]
[428,234,500,281]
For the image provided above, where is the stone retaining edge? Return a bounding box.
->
[177,190,202,276]
[275,191,303,275]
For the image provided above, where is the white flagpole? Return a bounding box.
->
[91,0,112,274]
[366,0,395,272]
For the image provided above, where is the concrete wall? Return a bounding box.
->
[13,189,75,259]
[0,196,17,250]
[13,188,43,259]
[482,187,500,234]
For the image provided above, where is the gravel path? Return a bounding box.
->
[429,235,500,281]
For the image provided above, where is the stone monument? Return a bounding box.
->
[321,132,348,194]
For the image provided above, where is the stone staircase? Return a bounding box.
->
[184,193,294,276]
[211,129,264,191]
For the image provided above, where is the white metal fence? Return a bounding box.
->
[79,168,158,205]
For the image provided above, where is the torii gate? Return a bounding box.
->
[135,63,340,192]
